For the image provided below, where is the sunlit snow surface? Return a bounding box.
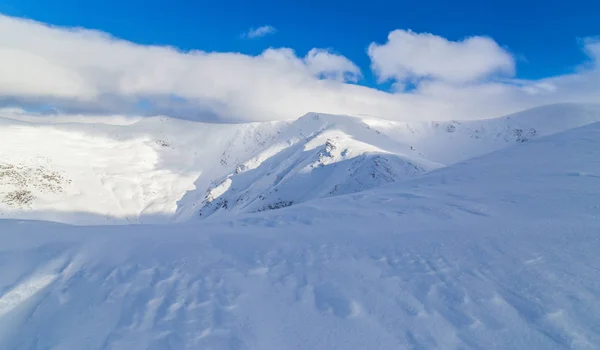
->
[0,104,600,349]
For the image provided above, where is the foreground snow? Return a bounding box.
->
[1,121,599,349]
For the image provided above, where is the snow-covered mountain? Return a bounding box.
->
[1,103,600,224]
[363,103,600,164]
[193,103,600,219]
[1,118,599,349]
[191,113,441,219]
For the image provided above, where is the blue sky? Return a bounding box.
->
[2,0,599,85]
[0,1,599,121]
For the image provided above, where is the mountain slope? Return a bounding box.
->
[0,121,599,349]
[365,103,600,164]
[0,115,286,224]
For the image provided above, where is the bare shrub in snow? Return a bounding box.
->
[3,190,35,207]
[0,162,72,208]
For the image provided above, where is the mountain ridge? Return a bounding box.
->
[1,103,599,224]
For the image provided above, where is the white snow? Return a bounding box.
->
[1,103,600,349]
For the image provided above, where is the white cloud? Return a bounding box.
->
[0,14,599,123]
[582,37,600,63]
[304,48,362,82]
[368,30,515,86]
[243,25,276,39]
[0,47,93,97]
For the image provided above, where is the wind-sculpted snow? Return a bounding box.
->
[1,121,599,349]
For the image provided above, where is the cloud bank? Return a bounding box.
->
[0,14,599,122]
